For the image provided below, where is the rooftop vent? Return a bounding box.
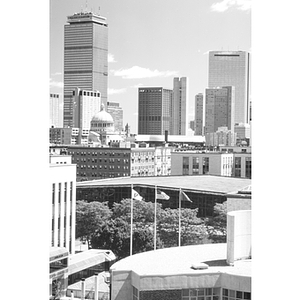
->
[191,262,209,270]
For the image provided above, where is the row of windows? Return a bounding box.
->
[132,287,250,300]
[68,150,130,157]
[91,122,113,127]
[72,90,100,97]
[139,116,162,121]
[76,158,129,163]
[78,165,129,170]
[78,173,129,178]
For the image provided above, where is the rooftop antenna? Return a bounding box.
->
[85,0,88,12]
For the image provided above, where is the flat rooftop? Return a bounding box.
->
[110,244,251,278]
[77,175,251,195]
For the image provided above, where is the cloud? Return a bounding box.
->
[108,88,127,95]
[211,0,251,12]
[131,83,145,89]
[108,53,117,63]
[111,66,179,79]
[49,78,63,88]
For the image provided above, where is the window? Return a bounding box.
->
[234,157,242,177]
[203,157,209,174]
[222,289,251,300]
[58,183,61,216]
[182,288,220,300]
[52,184,55,205]
[192,157,200,174]
[183,157,189,175]
[133,286,139,300]
[245,157,251,179]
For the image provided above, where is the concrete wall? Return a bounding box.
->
[227,210,251,264]
[227,196,251,213]
[110,270,132,300]
[138,273,222,291]
[111,270,251,299]
[220,273,251,292]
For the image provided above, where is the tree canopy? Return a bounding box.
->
[76,199,226,260]
[76,200,112,248]
[205,201,227,243]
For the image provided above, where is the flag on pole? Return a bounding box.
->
[132,189,143,201]
[156,189,170,200]
[181,191,192,202]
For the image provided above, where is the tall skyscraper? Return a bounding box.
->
[49,93,63,128]
[63,12,108,127]
[205,86,235,134]
[138,87,173,135]
[208,51,250,124]
[107,101,124,133]
[72,87,101,130]
[194,93,204,136]
[172,77,188,135]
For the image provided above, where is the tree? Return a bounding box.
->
[158,207,208,248]
[205,201,227,243]
[76,200,112,248]
[84,198,209,260]
[91,217,131,259]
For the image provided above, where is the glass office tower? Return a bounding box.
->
[208,51,250,124]
[63,12,108,127]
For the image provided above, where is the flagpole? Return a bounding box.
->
[130,184,133,256]
[154,186,157,251]
[179,188,181,247]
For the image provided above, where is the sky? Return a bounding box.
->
[50,0,251,133]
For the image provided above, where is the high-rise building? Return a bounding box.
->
[50,93,63,128]
[208,51,250,124]
[107,101,124,133]
[172,77,188,135]
[63,12,108,127]
[205,86,235,134]
[194,93,204,136]
[138,87,173,135]
[72,87,101,130]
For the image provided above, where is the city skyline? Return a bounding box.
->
[50,0,251,133]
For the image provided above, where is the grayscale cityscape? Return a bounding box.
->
[49,1,252,299]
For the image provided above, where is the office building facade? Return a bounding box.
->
[205,86,235,134]
[194,93,204,136]
[138,87,173,135]
[50,161,76,255]
[171,150,251,178]
[63,12,108,127]
[49,127,90,146]
[208,51,250,124]
[50,93,63,128]
[72,87,101,130]
[172,77,188,135]
[205,127,236,147]
[107,101,124,133]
